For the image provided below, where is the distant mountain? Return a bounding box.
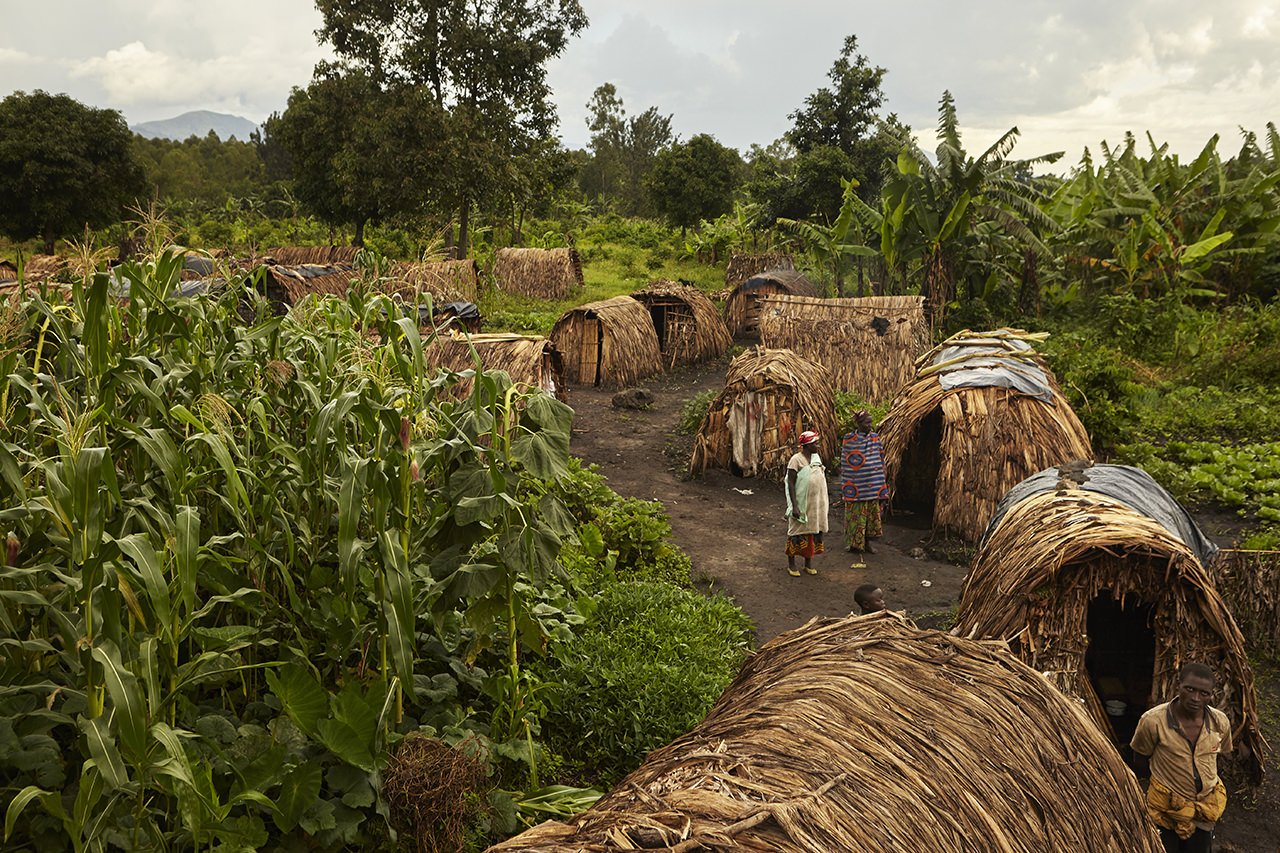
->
[131,110,259,142]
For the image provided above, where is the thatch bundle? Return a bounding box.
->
[725,252,794,288]
[378,259,480,304]
[549,296,662,389]
[1211,548,1280,659]
[724,270,817,337]
[488,612,1162,853]
[424,333,566,402]
[493,248,583,299]
[879,329,1092,540]
[260,264,355,310]
[630,281,732,368]
[757,294,928,400]
[0,255,68,283]
[955,478,1265,781]
[690,346,837,479]
[261,245,361,265]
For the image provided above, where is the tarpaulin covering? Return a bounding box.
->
[934,338,1054,402]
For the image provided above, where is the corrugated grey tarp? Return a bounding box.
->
[981,463,1219,565]
[934,339,1053,402]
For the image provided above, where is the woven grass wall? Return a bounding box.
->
[725,252,794,288]
[493,248,584,299]
[879,332,1092,541]
[550,296,662,389]
[424,333,566,402]
[260,264,355,309]
[955,487,1265,781]
[1211,549,1280,659]
[631,281,731,368]
[262,245,361,265]
[757,294,927,400]
[378,259,480,304]
[724,271,818,337]
[690,347,837,479]
[487,613,1162,852]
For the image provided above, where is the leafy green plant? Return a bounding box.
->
[677,389,715,435]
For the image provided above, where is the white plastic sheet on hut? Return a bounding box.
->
[933,338,1053,402]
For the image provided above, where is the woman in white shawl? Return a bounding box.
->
[784,430,830,576]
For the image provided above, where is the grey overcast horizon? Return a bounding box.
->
[3,0,1277,167]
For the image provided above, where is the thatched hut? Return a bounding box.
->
[1211,548,1280,659]
[630,281,731,368]
[424,333,566,402]
[493,247,583,299]
[954,462,1265,780]
[724,270,817,337]
[757,294,928,400]
[379,259,480,304]
[488,613,1162,853]
[549,296,662,389]
[261,245,361,265]
[690,347,837,479]
[0,255,68,283]
[259,264,354,313]
[879,328,1092,540]
[725,251,794,288]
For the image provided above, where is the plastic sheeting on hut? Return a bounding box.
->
[487,612,1163,853]
[879,328,1093,541]
[723,270,817,337]
[955,461,1265,781]
[424,332,566,402]
[757,294,928,400]
[493,247,584,299]
[549,296,662,389]
[690,347,837,479]
[631,281,731,368]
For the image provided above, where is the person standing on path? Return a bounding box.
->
[841,411,887,566]
[785,430,829,577]
[1130,663,1237,853]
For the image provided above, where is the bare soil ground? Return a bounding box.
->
[566,355,1279,852]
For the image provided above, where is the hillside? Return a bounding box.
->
[130,109,258,141]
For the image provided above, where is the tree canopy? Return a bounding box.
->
[580,83,674,216]
[647,134,741,232]
[0,91,146,252]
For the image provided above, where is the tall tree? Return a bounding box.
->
[647,134,741,233]
[314,0,588,256]
[0,91,145,253]
[581,83,674,215]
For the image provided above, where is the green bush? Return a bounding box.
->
[538,581,753,786]
[599,498,691,585]
[677,389,716,435]
[834,391,890,437]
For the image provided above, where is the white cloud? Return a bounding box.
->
[0,48,32,64]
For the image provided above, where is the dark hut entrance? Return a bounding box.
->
[895,408,943,518]
[1084,588,1156,744]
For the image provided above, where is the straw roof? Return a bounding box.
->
[879,329,1092,541]
[955,473,1265,782]
[690,346,837,479]
[724,270,818,337]
[631,280,732,368]
[493,247,584,299]
[424,332,566,402]
[488,612,1162,853]
[550,296,663,389]
[261,245,361,265]
[757,294,928,401]
[725,251,794,288]
[260,264,355,309]
[0,255,68,283]
[378,259,480,304]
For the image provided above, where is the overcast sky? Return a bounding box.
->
[3,0,1278,168]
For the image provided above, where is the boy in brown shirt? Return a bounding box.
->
[1129,663,1232,853]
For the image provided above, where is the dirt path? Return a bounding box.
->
[567,358,963,643]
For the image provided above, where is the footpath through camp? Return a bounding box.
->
[567,356,1280,853]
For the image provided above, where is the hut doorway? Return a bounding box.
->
[576,314,605,386]
[895,408,943,517]
[1084,590,1156,744]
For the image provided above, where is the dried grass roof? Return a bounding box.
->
[690,346,838,478]
[725,252,794,288]
[631,280,732,367]
[550,295,663,389]
[879,328,1092,541]
[261,245,361,265]
[493,247,583,299]
[955,477,1266,781]
[262,263,355,306]
[757,294,928,401]
[424,333,566,402]
[378,259,480,304]
[724,271,818,337]
[488,612,1162,852]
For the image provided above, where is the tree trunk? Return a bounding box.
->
[43,226,55,255]
[353,219,367,248]
[458,198,470,259]
[857,257,865,297]
[443,221,455,258]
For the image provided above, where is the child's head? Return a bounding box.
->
[854,583,885,614]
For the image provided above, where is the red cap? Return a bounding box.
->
[799,430,820,445]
